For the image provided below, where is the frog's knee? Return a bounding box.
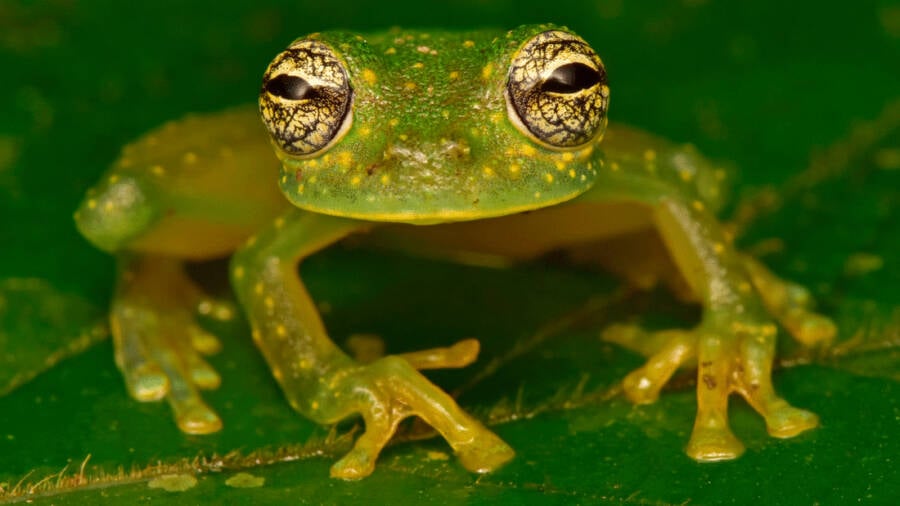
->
[75,174,158,252]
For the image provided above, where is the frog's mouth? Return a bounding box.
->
[276,137,603,225]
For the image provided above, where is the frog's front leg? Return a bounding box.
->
[635,197,823,460]
[230,210,514,479]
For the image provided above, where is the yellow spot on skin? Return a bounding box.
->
[738,282,752,293]
[643,149,657,162]
[519,143,537,157]
[281,175,287,184]
[463,40,475,48]
[274,217,285,229]
[481,62,494,80]
[233,266,245,280]
[298,359,310,369]
[610,162,621,171]
[361,68,377,85]
[449,70,460,80]
[544,173,554,183]
[412,62,424,69]
[427,451,450,461]
[534,191,541,199]
[380,174,390,185]
[309,175,318,184]
[561,152,574,162]
[713,242,725,254]
[254,283,264,295]
[441,110,450,119]
[359,126,371,137]
[251,329,261,342]
[275,325,287,337]
[108,175,119,184]
[311,401,319,410]
[384,47,396,55]
[183,152,198,164]
[692,200,706,212]
[337,151,353,166]
[264,297,274,309]
[678,169,694,182]
[87,199,97,209]
[389,118,400,127]
[151,165,165,176]
[483,166,494,177]
[399,134,408,141]
[297,183,304,194]
[509,164,521,175]
[568,169,576,178]
[555,161,566,171]
[103,201,114,212]
[350,176,361,186]
[490,112,503,124]
[404,81,417,91]
[306,159,319,168]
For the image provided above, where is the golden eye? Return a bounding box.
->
[259,40,353,156]
[506,30,609,149]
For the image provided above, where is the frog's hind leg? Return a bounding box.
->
[112,254,226,434]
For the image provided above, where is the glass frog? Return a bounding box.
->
[74,25,837,479]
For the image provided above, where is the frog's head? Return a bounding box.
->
[259,25,609,224]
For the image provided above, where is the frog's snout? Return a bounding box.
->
[74,175,157,252]
[383,136,471,169]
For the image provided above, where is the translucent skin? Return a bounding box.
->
[74,25,836,479]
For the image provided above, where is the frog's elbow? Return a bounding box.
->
[74,175,158,252]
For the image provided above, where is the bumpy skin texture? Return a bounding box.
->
[75,24,836,479]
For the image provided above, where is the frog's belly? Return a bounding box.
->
[374,201,654,263]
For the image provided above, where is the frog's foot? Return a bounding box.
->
[112,255,225,435]
[603,317,819,461]
[741,255,836,347]
[318,356,513,479]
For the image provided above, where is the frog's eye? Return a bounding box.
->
[259,40,353,157]
[506,30,609,149]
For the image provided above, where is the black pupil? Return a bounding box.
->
[541,63,602,93]
[266,74,316,100]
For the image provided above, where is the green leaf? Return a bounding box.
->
[1,0,898,504]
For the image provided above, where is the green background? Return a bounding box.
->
[1,0,898,504]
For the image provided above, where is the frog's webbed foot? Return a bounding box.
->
[112,255,228,434]
[603,314,820,461]
[314,355,513,479]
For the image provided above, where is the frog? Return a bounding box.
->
[73,24,837,479]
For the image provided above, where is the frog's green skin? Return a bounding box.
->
[74,24,836,479]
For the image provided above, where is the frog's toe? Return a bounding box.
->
[782,310,837,347]
[602,325,695,404]
[764,404,818,438]
[687,424,745,462]
[455,431,516,474]
[122,363,169,401]
[399,338,481,370]
[323,356,512,478]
